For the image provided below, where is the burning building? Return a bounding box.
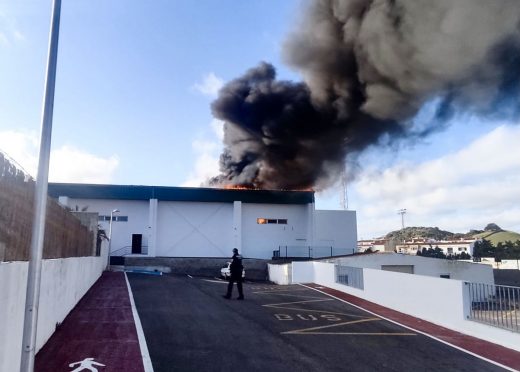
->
[48,183,357,260]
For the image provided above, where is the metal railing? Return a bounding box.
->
[467,282,519,332]
[110,245,149,256]
[335,265,364,290]
[274,245,355,259]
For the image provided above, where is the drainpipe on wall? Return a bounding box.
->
[233,201,242,254]
[148,198,158,257]
[307,202,315,255]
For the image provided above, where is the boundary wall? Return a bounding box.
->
[0,251,106,372]
[290,261,520,352]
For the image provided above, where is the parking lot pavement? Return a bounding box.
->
[128,274,509,372]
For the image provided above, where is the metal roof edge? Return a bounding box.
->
[47,183,315,204]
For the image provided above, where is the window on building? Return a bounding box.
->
[257,218,288,225]
[440,274,450,279]
[98,215,128,222]
[447,247,453,254]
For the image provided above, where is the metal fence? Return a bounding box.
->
[467,282,519,332]
[335,265,364,290]
[274,245,355,259]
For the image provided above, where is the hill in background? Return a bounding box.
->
[384,223,520,245]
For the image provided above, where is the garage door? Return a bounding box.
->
[381,265,414,274]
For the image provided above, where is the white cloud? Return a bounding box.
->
[0,32,9,47]
[0,130,119,183]
[182,121,224,187]
[192,72,224,97]
[0,130,39,175]
[210,118,224,141]
[346,125,520,238]
[0,12,23,47]
[50,146,119,184]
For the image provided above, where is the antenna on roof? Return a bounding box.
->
[340,170,348,210]
[397,208,407,229]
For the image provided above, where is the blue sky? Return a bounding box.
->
[1,0,520,238]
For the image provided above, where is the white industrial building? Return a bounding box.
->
[48,183,357,260]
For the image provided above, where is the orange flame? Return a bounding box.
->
[220,184,314,192]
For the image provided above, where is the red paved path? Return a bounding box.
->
[306,283,520,371]
[35,272,144,372]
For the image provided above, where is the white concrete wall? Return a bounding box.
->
[242,203,309,259]
[336,253,494,284]
[267,263,291,285]
[314,210,357,255]
[290,262,520,352]
[463,258,520,270]
[0,254,105,372]
[66,198,150,255]
[156,201,233,257]
[291,261,315,283]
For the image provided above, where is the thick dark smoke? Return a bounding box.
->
[210,0,520,190]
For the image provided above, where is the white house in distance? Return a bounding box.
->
[395,238,476,256]
[48,183,357,260]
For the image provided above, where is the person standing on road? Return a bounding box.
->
[223,248,244,300]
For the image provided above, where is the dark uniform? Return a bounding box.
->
[223,248,244,300]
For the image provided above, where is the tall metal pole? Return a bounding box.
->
[20,0,61,371]
[397,208,407,230]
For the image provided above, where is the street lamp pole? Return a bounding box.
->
[106,209,119,270]
[20,1,61,371]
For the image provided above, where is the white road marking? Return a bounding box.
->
[202,279,228,284]
[125,273,154,372]
[300,284,519,372]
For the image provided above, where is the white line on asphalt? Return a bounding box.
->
[300,284,518,372]
[125,272,155,372]
[202,279,228,284]
[282,318,381,334]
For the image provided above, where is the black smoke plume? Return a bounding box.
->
[211,0,520,190]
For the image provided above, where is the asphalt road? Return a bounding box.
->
[127,274,506,372]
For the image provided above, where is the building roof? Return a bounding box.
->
[48,183,315,205]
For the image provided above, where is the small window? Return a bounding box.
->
[277,219,287,224]
[257,218,267,224]
[98,215,105,221]
[440,274,450,279]
[267,219,277,224]
[116,216,128,222]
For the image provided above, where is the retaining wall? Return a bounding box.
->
[0,252,106,372]
[124,256,270,281]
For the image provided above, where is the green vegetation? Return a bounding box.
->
[385,223,520,261]
[472,230,520,246]
[473,239,520,260]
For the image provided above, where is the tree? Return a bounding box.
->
[484,223,501,232]
[473,239,494,257]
